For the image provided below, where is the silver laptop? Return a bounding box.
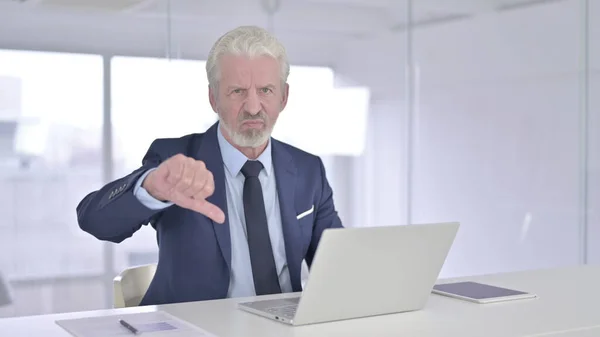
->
[237,222,459,326]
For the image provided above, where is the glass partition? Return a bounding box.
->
[587,0,600,265]
[410,0,585,277]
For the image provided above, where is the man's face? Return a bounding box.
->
[209,54,289,148]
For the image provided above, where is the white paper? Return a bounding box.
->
[55,310,217,337]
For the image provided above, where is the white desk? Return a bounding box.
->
[1,265,599,337]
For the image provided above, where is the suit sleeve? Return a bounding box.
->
[75,141,170,243]
[305,157,344,267]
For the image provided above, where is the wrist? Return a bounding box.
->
[141,170,153,191]
[141,171,164,202]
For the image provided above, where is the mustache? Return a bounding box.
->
[238,111,268,123]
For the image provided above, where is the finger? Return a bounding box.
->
[170,192,225,224]
[165,155,186,187]
[193,171,214,201]
[193,200,226,224]
[169,191,196,211]
[181,163,209,198]
[176,168,198,198]
[182,176,205,198]
[171,161,195,196]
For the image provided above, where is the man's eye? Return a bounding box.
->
[261,88,272,94]
[233,89,244,94]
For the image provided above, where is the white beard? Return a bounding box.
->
[218,113,273,148]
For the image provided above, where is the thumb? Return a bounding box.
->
[170,191,226,224]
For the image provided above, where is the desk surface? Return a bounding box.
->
[1,265,599,337]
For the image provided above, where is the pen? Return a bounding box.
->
[119,319,139,335]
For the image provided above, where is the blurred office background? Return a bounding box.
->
[0,0,598,317]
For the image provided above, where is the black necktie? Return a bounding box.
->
[241,160,282,295]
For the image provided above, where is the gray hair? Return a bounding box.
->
[206,25,290,91]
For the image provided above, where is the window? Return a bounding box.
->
[0,49,105,316]
[273,66,370,156]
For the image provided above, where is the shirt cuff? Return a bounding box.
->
[134,168,174,210]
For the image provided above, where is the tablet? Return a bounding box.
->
[432,281,537,304]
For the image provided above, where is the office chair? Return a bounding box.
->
[113,264,157,308]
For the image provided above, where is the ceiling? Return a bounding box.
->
[0,0,581,100]
[0,0,560,36]
[0,0,565,66]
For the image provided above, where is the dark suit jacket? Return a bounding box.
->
[76,122,343,306]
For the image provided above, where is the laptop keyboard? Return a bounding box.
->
[266,304,297,318]
[242,297,300,319]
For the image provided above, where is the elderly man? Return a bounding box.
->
[76,25,343,306]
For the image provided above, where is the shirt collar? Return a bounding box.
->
[217,123,273,177]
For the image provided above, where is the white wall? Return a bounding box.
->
[0,1,372,66]
[336,0,600,277]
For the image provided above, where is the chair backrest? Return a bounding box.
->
[113,264,157,308]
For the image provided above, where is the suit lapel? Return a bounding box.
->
[194,123,232,271]
[272,140,303,292]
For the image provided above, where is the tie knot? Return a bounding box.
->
[241,160,264,178]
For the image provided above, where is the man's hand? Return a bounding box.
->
[142,154,225,224]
